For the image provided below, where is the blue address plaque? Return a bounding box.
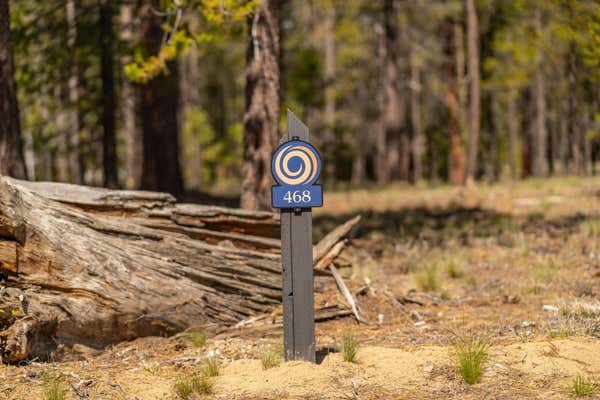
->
[271,140,323,209]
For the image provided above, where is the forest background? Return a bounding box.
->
[1,0,600,211]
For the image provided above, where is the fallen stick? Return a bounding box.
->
[329,264,368,324]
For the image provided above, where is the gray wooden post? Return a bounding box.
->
[280,110,316,362]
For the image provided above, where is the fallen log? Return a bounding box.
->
[0,177,357,363]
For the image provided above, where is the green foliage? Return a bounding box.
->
[126,0,257,83]
[453,336,489,384]
[341,331,359,363]
[125,31,194,83]
[572,375,596,397]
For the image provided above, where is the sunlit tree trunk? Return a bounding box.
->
[0,0,27,179]
[139,4,183,195]
[464,0,480,184]
[531,7,548,178]
[120,4,141,190]
[410,44,423,183]
[241,0,281,210]
[444,19,465,185]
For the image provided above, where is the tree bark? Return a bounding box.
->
[532,7,548,178]
[377,0,406,184]
[444,19,465,185]
[120,4,141,190]
[241,0,281,211]
[65,0,83,184]
[323,1,336,187]
[139,4,184,195]
[507,88,520,179]
[179,15,203,191]
[100,0,118,188]
[0,0,27,179]
[0,177,355,363]
[464,0,480,184]
[410,44,423,183]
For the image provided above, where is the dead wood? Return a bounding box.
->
[0,177,357,362]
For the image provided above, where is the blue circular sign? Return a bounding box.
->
[271,140,322,187]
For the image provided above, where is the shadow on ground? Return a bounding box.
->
[314,206,593,243]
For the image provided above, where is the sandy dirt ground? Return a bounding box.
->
[1,177,599,399]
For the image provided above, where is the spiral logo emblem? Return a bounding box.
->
[272,140,321,186]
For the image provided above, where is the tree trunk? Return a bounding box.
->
[531,7,548,178]
[410,44,423,183]
[241,0,281,210]
[180,15,202,191]
[139,4,184,195]
[120,4,141,190]
[567,41,582,175]
[323,1,336,187]
[100,0,118,189]
[378,0,406,183]
[0,177,355,363]
[464,0,480,184]
[0,0,27,179]
[507,88,520,179]
[444,19,465,185]
[65,0,83,184]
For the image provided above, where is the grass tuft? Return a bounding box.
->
[175,375,214,398]
[572,375,596,397]
[174,380,194,398]
[445,257,465,279]
[414,264,440,292]
[260,348,281,370]
[453,336,489,384]
[42,373,67,400]
[581,218,600,237]
[187,330,206,348]
[341,331,359,363]
[201,357,220,377]
[191,375,214,394]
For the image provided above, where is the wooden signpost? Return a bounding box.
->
[272,111,322,363]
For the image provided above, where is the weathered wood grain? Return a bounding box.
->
[0,177,356,363]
